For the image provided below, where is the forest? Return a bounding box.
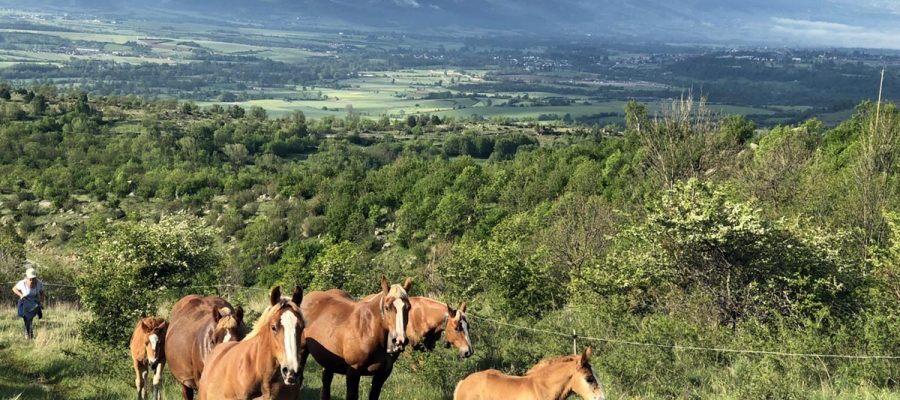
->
[0,84,897,398]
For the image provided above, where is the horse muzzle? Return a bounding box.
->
[280,367,301,385]
[387,333,407,354]
[458,347,473,358]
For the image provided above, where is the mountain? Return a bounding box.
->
[4,0,900,49]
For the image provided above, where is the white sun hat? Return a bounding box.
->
[25,267,37,279]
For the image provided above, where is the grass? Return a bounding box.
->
[2,301,900,399]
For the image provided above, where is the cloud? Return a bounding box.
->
[771,17,900,49]
[392,0,421,7]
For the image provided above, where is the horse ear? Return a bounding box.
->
[270,286,282,306]
[447,304,457,318]
[458,302,467,314]
[234,306,244,323]
[380,276,389,293]
[158,321,169,333]
[140,318,153,332]
[291,286,303,305]
[402,277,413,293]
[581,347,593,365]
[212,307,222,323]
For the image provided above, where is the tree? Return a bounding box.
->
[29,94,47,117]
[579,179,860,328]
[223,143,250,166]
[634,95,715,189]
[77,216,222,344]
[719,115,755,145]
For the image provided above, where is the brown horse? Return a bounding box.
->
[130,316,168,400]
[454,347,606,400]
[165,295,248,400]
[363,287,473,358]
[300,277,411,400]
[198,286,306,400]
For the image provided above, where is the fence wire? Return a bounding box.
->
[468,313,900,360]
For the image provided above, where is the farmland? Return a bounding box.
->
[0,9,896,127]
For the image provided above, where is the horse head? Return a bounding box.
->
[443,302,473,358]
[264,285,306,386]
[570,347,606,400]
[211,305,245,344]
[379,276,412,354]
[139,316,168,368]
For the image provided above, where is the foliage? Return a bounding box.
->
[76,216,222,344]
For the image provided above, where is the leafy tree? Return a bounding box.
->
[77,216,222,344]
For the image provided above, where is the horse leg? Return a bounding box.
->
[134,360,145,400]
[368,361,393,400]
[180,384,194,400]
[345,371,361,400]
[152,363,164,400]
[320,369,334,400]
[368,372,389,400]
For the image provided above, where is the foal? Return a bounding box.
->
[198,286,306,400]
[130,316,168,400]
[454,347,606,400]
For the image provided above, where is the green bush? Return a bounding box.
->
[77,215,222,344]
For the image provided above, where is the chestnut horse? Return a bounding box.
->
[130,316,168,400]
[454,347,606,400]
[165,295,247,400]
[300,277,411,400]
[363,285,473,358]
[199,286,306,400]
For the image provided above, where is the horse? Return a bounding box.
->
[165,295,248,400]
[453,347,606,400]
[198,286,306,400]
[300,276,412,400]
[130,316,168,400]
[362,284,473,358]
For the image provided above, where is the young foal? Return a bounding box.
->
[301,277,411,400]
[454,347,606,400]
[199,286,306,400]
[130,316,168,400]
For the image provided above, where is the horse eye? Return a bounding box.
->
[586,375,595,383]
[271,324,278,332]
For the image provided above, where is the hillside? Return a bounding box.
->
[0,87,898,398]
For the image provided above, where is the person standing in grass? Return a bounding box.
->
[11,265,45,340]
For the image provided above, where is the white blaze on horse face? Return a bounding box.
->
[588,369,606,400]
[223,331,232,342]
[148,334,159,362]
[280,311,300,375]
[461,319,472,352]
[393,298,406,344]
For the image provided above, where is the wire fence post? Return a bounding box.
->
[572,329,578,355]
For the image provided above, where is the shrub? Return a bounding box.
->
[77,215,222,344]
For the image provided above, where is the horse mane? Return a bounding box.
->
[525,355,579,376]
[143,316,166,329]
[215,309,239,331]
[245,301,280,340]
